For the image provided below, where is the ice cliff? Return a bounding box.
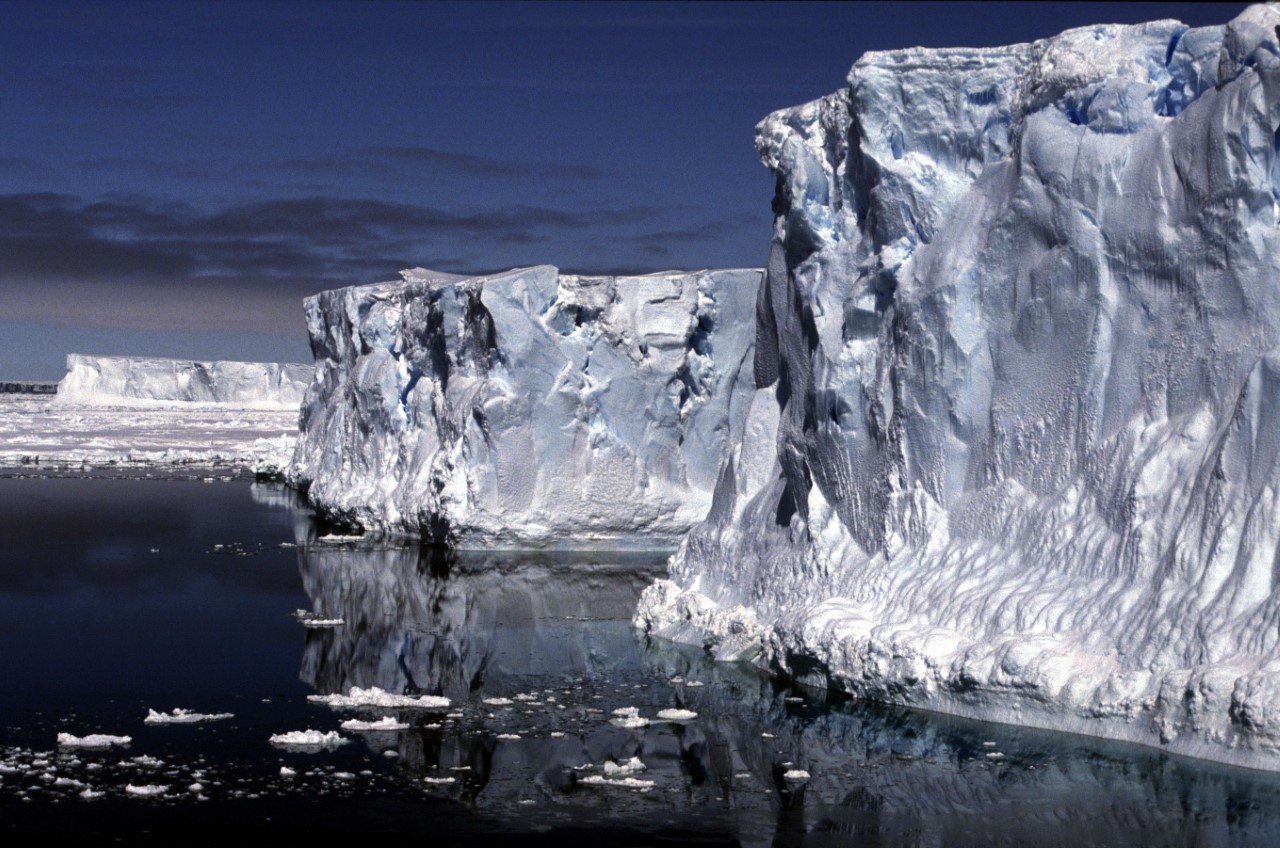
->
[638,5,1280,770]
[55,354,312,410]
[290,265,761,546]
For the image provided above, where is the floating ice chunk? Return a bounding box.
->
[144,708,234,724]
[609,706,651,727]
[53,777,84,788]
[482,697,514,706]
[124,784,168,797]
[268,730,348,749]
[315,535,364,543]
[188,783,203,793]
[782,770,810,782]
[280,767,296,778]
[496,733,521,740]
[656,709,698,721]
[79,788,104,800]
[603,757,646,777]
[56,733,131,749]
[128,755,163,768]
[290,609,344,627]
[580,775,654,789]
[340,716,410,732]
[308,686,449,710]
[423,776,456,785]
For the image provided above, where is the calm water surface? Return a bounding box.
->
[4,476,1280,846]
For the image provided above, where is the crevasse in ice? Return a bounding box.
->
[638,5,1280,770]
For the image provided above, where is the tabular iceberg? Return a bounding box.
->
[638,5,1280,769]
[55,354,312,410]
[289,265,761,546]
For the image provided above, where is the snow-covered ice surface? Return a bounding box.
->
[289,265,761,546]
[638,4,1280,771]
[0,394,298,472]
[56,354,311,410]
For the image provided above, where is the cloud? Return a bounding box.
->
[0,190,670,334]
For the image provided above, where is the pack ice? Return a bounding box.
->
[637,5,1280,769]
[289,265,760,546]
[56,354,312,410]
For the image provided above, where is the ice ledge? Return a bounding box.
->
[637,583,1280,772]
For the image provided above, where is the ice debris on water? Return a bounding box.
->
[267,730,348,749]
[783,770,810,782]
[603,757,646,777]
[656,709,698,721]
[340,716,410,732]
[308,686,449,710]
[609,707,650,729]
[124,784,168,797]
[144,708,233,724]
[580,775,654,789]
[56,734,131,749]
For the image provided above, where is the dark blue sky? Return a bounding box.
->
[1,1,1243,379]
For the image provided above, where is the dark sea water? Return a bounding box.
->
[5,476,1280,846]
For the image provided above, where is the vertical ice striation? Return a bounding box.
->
[289,265,761,546]
[638,5,1280,769]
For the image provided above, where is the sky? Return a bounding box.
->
[0,1,1244,380]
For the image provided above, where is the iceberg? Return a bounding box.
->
[638,5,1280,770]
[55,354,312,410]
[288,265,761,546]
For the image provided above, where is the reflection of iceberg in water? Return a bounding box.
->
[296,540,663,701]
[293,536,1280,844]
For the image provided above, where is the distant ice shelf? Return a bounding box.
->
[637,4,1280,771]
[289,265,762,547]
[56,354,312,410]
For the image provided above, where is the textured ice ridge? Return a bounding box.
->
[637,5,1280,770]
[289,265,761,546]
[56,354,312,410]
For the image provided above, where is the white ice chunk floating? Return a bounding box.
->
[656,709,698,721]
[580,775,654,789]
[124,784,168,797]
[609,707,650,729]
[56,733,131,749]
[636,3,1280,772]
[307,686,450,710]
[340,717,410,732]
[783,770,810,782]
[144,708,234,724]
[602,757,647,777]
[288,265,761,547]
[268,730,348,749]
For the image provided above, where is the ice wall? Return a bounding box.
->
[55,354,312,410]
[638,5,1280,769]
[290,265,761,546]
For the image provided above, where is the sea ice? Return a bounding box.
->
[267,730,348,749]
[307,686,450,710]
[144,708,233,724]
[340,717,410,732]
[56,734,131,749]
